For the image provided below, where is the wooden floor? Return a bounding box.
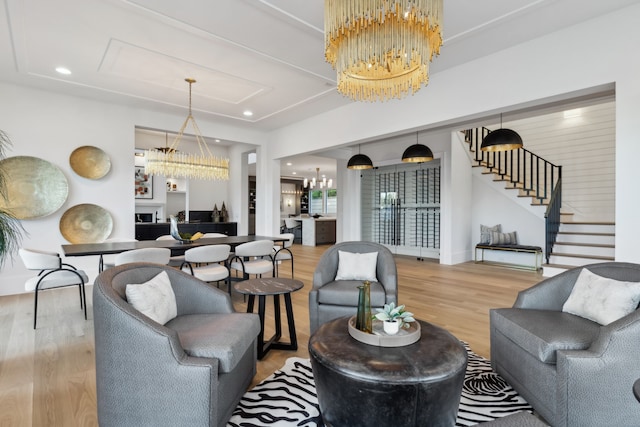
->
[0,244,544,426]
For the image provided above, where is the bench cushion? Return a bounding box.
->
[490,308,600,364]
[476,244,542,252]
[166,313,260,373]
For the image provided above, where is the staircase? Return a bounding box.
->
[543,218,615,275]
[463,128,559,207]
[463,128,615,275]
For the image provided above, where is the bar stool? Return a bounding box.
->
[273,233,295,278]
[284,218,302,244]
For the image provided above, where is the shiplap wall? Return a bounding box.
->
[502,100,615,222]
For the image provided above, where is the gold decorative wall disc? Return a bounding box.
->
[0,156,69,219]
[60,204,113,244]
[69,146,111,179]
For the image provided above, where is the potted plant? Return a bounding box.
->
[373,302,415,335]
[0,130,24,266]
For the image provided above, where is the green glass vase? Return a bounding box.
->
[355,280,372,333]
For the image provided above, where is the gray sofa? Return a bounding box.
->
[309,241,397,334]
[490,262,640,427]
[93,263,260,427]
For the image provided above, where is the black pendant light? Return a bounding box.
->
[347,145,373,170]
[481,114,523,152]
[402,132,433,163]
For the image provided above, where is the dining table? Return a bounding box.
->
[62,235,287,259]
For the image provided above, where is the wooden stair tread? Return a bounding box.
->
[543,263,579,270]
[561,221,615,225]
[554,242,615,248]
[549,252,614,261]
[558,231,615,236]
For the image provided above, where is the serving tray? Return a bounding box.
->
[347,315,421,347]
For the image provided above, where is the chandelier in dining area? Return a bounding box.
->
[145,78,229,180]
[324,0,443,102]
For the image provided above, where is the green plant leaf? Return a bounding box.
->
[0,130,25,267]
[374,312,390,321]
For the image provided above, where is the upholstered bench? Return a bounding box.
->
[475,244,542,271]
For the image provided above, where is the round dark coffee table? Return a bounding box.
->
[234,277,303,359]
[309,316,467,427]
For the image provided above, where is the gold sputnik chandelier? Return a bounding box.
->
[145,78,229,180]
[324,0,443,102]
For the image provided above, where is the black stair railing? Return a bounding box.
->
[464,127,562,263]
[545,176,562,264]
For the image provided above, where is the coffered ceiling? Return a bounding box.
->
[1,0,635,132]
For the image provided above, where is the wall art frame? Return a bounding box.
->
[135,166,153,199]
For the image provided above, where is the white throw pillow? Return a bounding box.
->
[125,271,177,325]
[562,268,640,325]
[335,250,378,282]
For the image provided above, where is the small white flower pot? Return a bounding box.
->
[383,320,401,335]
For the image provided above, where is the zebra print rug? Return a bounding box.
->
[228,343,532,426]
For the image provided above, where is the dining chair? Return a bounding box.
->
[99,237,138,272]
[202,232,228,238]
[156,234,184,266]
[273,233,295,278]
[284,218,302,244]
[229,240,275,281]
[19,248,89,329]
[181,244,232,293]
[114,247,171,266]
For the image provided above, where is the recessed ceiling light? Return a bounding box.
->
[243,110,253,117]
[292,171,297,175]
[55,67,71,75]
[215,139,221,143]
[286,162,292,166]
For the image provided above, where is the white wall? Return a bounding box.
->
[445,132,473,264]
[267,3,640,265]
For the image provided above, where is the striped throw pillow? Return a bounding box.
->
[489,231,518,245]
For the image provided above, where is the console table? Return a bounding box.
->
[309,316,467,427]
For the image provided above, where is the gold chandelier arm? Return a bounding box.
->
[144,78,229,180]
[188,115,215,158]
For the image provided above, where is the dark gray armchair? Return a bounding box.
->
[309,241,397,334]
[93,263,260,427]
[490,262,640,427]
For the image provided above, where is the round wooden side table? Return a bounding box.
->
[234,277,303,359]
